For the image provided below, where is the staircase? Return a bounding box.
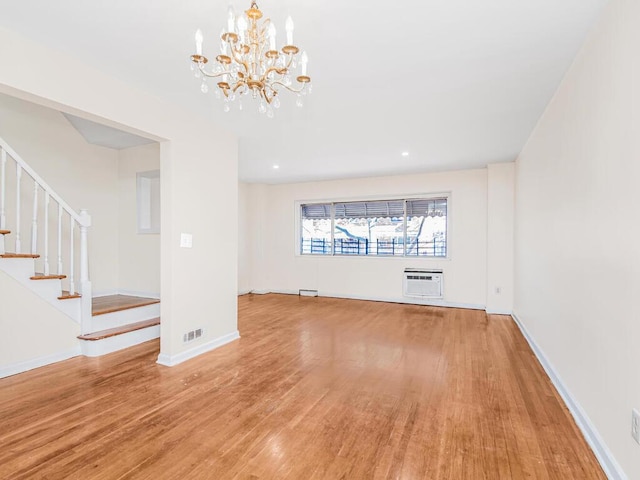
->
[0,136,160,370]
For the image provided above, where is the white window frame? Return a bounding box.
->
[295,192,452,259]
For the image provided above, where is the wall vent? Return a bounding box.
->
[183,328,204,343]
[403,268,443,298]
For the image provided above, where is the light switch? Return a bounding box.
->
[180,233,193,248]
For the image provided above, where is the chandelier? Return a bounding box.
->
[190,1,312,117]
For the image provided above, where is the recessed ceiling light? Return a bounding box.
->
[273,165,280,169]
[401,151,410,157]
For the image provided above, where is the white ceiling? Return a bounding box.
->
[0,0,608,184]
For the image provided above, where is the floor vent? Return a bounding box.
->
[299,289,319,297]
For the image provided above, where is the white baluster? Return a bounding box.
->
[69,220,75,295]
[0,148,5,255]
[31,180,38,254]
[44,193,50,276]
[57,204,63,275]
[15,164,22,253]
[0,147,6,231]
[79,209,92,334]
[79,210,90,284]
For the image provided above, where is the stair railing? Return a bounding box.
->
[0,137,92,327]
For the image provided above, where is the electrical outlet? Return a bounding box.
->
[632,409,640,444]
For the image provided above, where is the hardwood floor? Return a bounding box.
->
[0,294,605,479]
[91,294,160,316]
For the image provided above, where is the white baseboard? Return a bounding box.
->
[511,312,627,480]
[249,289,488,312]
[268,289,486,311]
[486,308,513,315]
[238,289,252,296]
[157,330,240,367]
[92,289,119,298]
[0,346,81,379]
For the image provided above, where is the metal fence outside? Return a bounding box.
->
[300,238,446,257]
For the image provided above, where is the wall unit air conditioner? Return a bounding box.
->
[403,268,443,298]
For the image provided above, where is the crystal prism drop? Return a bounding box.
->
[267,108,275,119]
[223,103,231,113]
[296,96,304,107]
[273,97,281,109]
[258,101,267,114]
[201,82,209,94]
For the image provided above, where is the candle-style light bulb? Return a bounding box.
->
[220,29,228,55]
[237,15,247,43]
[195,29,204,56]
[227,6,235,33]
[301,51,308,75]
[285,16,294,45]
[268,23,276,51]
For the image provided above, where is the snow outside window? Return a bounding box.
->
[300,197,447,257]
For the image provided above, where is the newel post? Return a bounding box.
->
[0,147,5,254]
[79,209,92,334]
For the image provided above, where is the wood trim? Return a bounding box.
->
[30,274,67,280]
[58,291,81,300]
[78,317,160,341]
[92,295,160,316]
[0,253,40,258]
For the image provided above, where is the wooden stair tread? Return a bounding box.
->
[31,274,67,280]
[59,291,82,300]
[78,317,160,341]
[1,252,40,258]
[92,295,160,316]
[0,230,10,235]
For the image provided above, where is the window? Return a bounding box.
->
[300,197,447,257]
[136,170,161,234]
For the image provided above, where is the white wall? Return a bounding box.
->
[118,143,160,295]
[0,27,238,364]
[486,163,515,314]
[238,181,252,295]
[0,93,119,292]
[514,0,639,477]
[0,269,79,376]
[241,168,492,308]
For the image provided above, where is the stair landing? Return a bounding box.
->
[80,295,161,357]
[92,294,160,316]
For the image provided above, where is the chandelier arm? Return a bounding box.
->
[232,81,247,93]
[260,88,272,105]
[228,42,251,75]
[260,18,271,40]
[270,81,307,94]
[283,52,296,71]
[199,67,230,80]
[263,65,287,79]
